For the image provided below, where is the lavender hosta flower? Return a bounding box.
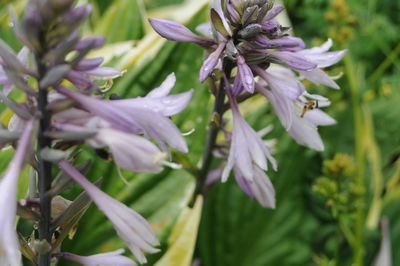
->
[113,73,193,117]
[86,127,166,173]
[256,65,336,151]
[0,120,33,266]
[234,166,275,208]
[58,161,160,264]
[287,105,336,151]
[222,93,277,182]
[56,74,190,153]
[151,1,346,88]
[58,249,136,266]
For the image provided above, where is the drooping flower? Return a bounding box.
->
[149,0,346,206]
[58,249,136,266]
[222,93,277,182]
[0,120,34,266]
[58,161,160,264]
[256,66,336,151]
[86,127,166,173]
[234,166,275,208]
[112,73,193,117]
[56,73,191,153]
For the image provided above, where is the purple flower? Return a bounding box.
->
[234,166,276,208]
[86,127,166,173]
[296,39,347,68]
[222,94,277,182]
[56,85,188,153]
[111,73,193,117]
[58,249,136,266]
[0,120,34,266]
[148,18,215,48]
[59,161,160,264]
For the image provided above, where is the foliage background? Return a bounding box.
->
[0,0,399,265]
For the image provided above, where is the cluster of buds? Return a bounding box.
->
[0,0,193,265]
[150,0,347,208]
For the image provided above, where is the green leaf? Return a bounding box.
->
[93,0,146,43]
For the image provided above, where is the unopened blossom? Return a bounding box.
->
[0,46,30,95]
[58,249,136,266]
[68,56,122,90]
[0,120,33,266]
[59,161,160,264]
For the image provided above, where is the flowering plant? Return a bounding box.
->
[1,0,397,266]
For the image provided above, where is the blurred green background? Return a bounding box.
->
[1,0,399,265]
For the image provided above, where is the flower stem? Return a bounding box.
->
[36,53,53,266]
[196,59,233,195]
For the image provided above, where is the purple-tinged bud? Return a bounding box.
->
[238,23,262,39]
[199,42,226,82]
[65,71,93,89]
[0,40,34,76]
[44,31,80,63]
[210,8,231,38]
[241,6,258,26]
[226,3,240,24]
[2,68,37,96]
[75,36,106,51]
[74,58,104,71]
[0,92,32,120]
[149,18,216,47]
[237,55,255,93]
[263,5,285,21]
[63,5,92,24]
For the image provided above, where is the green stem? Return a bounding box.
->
[344,55,365,266]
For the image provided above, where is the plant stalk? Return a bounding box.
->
[196,59,233,195]
[36,54,53,266]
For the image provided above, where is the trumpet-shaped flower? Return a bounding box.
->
[56,84,189,153]
[111,73,193,117]
[58,249,136,266]
[86,127,166,173]
[234,166,275,208]
[222,94,277,182]
[59,161,160,264]
[0,120,33,266]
